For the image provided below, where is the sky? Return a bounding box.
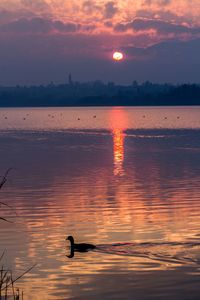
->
[0,0,200,85]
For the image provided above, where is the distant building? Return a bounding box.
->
[68,73,73,85]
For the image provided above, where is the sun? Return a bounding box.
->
[113,51,124,61]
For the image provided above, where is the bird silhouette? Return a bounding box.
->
[66,236,96,258]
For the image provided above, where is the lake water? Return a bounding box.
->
[0,107,200,299]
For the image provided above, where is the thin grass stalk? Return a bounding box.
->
[0,168,14,223]
[5,279,8,300]
[0,266,3,298]
[11,272,16,300]
[0,169,13,190]
[1,263,37,292]
[16,288,19,300]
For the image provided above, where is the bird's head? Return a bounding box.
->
[66,236,74,243]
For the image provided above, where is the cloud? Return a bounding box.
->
[0,9,35,25]
[135,9,185,23]
[53,21,81,33]
[121,38,200,83]
[104,1,118,19]
[0,18,81,34]
[1,18,51,33]
[114,18,200,36]
[82,1,101,14]
[143,0,171,6]
[21,0,49,11]
[123,38,200,71]
[1,0,200,35]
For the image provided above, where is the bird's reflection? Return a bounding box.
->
[67,248,75,258]
[66,247,96,258]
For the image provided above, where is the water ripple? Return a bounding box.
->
[95,242,200,265]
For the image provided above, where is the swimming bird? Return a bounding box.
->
[66,236,96,252]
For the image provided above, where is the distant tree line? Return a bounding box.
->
[0,81,200,107]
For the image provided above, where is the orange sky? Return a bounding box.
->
[1,0,200,32]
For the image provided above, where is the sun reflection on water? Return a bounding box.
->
[110,108,128,176]
[113,129,125,176]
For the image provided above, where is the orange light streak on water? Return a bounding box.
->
[110,108,128,176]
[113,129,124,176]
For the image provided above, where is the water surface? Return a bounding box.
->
[0,107,200,299]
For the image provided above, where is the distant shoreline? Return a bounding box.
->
[0,82,200,107]
[0,104,200,108]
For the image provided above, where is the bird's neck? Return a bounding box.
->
[70,239,74,247]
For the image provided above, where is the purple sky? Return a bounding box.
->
[0,0,200,85]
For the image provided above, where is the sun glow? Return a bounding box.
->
[113,51,124,61]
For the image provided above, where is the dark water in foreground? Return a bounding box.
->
[0,107,200,299]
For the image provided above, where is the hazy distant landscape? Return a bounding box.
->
[0,80,200,107]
